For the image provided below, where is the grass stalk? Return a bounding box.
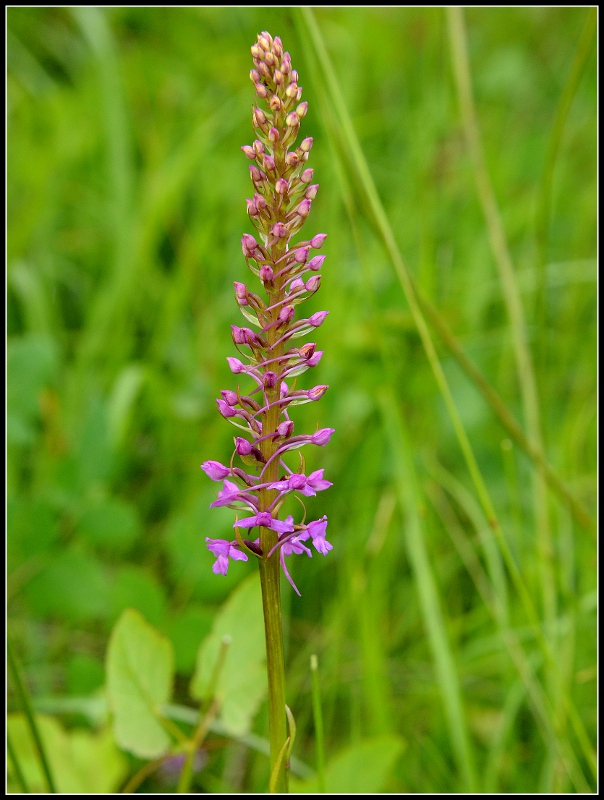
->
[7,636,56,793]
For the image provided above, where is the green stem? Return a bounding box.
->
[310,655,326,793]
[7,636,56,793]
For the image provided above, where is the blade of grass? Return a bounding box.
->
[7,730,31,793]
[296,8,595,778]
[377,387,478,792]
[310,655,326,793]
[7,636,56,793]
[424,479,590,792]
[446,6,556,655]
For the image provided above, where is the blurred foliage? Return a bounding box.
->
[7,6,595,793]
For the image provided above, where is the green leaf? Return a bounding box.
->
[190,573,266,736]
[165,605,215,674]
[110,565,168,627]
[290,736,405,794]
[106,608,174,759]
[7,713,127,794]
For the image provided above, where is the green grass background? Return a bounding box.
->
[7,7,596,793]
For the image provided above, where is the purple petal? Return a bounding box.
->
[205,538,231,558]
[201,461,231,481]
[313,536,333,556]
[235,515,260,529]
[270,517,295,534]
[280,548,301,596]
[228,545,248,562]
[212,554,230,575]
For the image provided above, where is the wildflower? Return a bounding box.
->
[201,31,334,595]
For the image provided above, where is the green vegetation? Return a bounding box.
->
[7,7,596,793]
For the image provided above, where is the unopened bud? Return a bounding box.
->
[249,164,264,183]
[269,95,281,112]
[251,44,263,59]
[285,152,299,167]
[311,427,335,446]
[300,137,313,153]
[308,254,326,271]
[285,111,300,127]
[291,70,299,82]
[253,193,267,210]
[217,398,237,418]
[246,197,258,216]
[259,264,274,283]
[305,275,321,292]
[299,343,317,359]
[309,310,328,327]
[308,385,328,401]
[250,69,260,83]
[271,222,287,239]
[263,154,276,172]
[255,83,268,99]
[253,108,267,127]
[307,350,323,367]
[242,233,258,256]
[241,145,255,159]
[263,371,278,388]
[285,82,298,98]
[311,233,327,248]
[232,325,246,344]
[235,437,253,456]
[268,126,280,142]
[275,178,289,195]
[297,199,311,217]
[234,282,248,305]
[278,305,295,324]
[278,420,294,438]
[295,246,310,263]
[264,51,275,67]
[301,168,314,183]
[305,184,319,201]
[221,389,239,406]
[227,357,245,373]
[290,278,305,292]
[259,35,271,51]
[274,69,284,85]
[253,140,265,156]
[296,102,308,118]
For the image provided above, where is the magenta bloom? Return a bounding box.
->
[201,31,335,594]
[206,538,248,575]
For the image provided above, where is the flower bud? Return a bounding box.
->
[263,154,276,172]
[263,371,278,388]
[253,139,265,156]
[305,275,321,292]
[253,193,266,210]
[268,126,280,143]
[298,342,315,358]
[300,137,313,152]
[285,152,299,167]
[309,310,328,327]
[227,357,245,373]
[264,51,275,67]
[271,222,287,239]
[281,53,292,73]
[296,101,308,118]
[278,305,295,324]
[308,385,328,401]
[297,199,311,217]
[232,325,246,344]
[258,61,271,80]
[274,69,284,85]
[235,437,253,456]
[285,111,300,127]
[301,168,314,183]
[311,428,335,446]
[241,233,258,256]
[241,145,255,159]
[311,233,327,248]
[253,107,267,127]
[289,278,305,292]
[308,255,326,271]
[249,164,264,183]
[250,69,260,83]
[278,420,294,438]
[255,83,268,99]
[217,398,237,418]
[285,82,298,98]
[221,389,239,406]
[246,197,258,216]
[295,246,310,263]
[269,95,281,112]
[234,281,248,305]
[291,70,299,83]
[259,264,274,282]
[305,184,319,200]
[307,350,323,367]
[259,35,271,51]
[275,178,289,195]
[201,461,231,480]
[250,44,263,59]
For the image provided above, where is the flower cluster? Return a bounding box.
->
[201,31,334,596]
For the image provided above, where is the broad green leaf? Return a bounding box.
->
[106,608,174,759]
[290,736,405,794]
[165,604,215,674]
[109,565,167,627]
[190,573,266,736]
[7,713,127,794]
